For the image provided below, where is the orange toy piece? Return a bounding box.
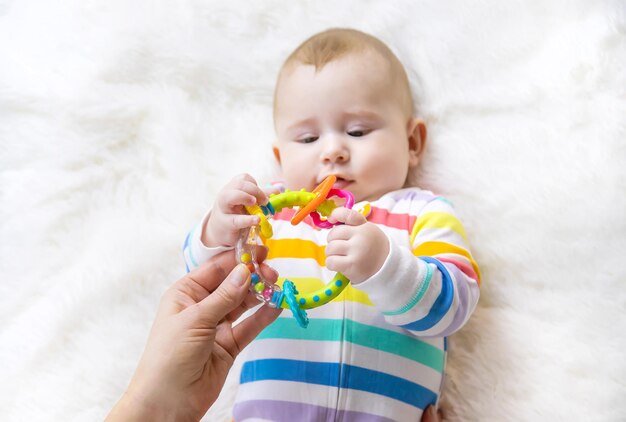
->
[290,175,336,226]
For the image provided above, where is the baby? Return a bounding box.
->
[183,28,480,421]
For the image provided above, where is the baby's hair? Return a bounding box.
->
[275,28,414,117]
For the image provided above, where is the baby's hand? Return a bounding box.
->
[202,174,268,248]
[325,207,389,284]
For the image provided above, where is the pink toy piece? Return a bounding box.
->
[310,212,333,229]
[309,188,355,229]
[329,188,355,209]
[262,288,274,301]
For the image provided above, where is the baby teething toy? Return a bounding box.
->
[236,175,356,328]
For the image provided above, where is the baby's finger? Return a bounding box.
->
[222,187,265,212]
[326,225,352,242]
[232,173,259,186]
[234,179,268,206]
[263,184,281,197]
[219,189,258,212]
[325,255,350,273]
[227,173,260,191]
[325,239,350,257]
[328,207,367,226]
[227,214,260,231]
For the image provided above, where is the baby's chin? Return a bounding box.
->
[355,193,381,203]
[352,188,386,203]
[333,186,379,203]
[354,183,406,202]
[332,181,385,203]
[332,182,388,203]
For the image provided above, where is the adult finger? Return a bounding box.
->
[188,245,267,294]
[196,264,251,327]
[167,246,271,315]
[328,207,367,226]
[229,303,282,355]
[181,249,240,295]
[226,262,279,322]
[254,245,269,263]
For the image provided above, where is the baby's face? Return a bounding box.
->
[273,53,420,202]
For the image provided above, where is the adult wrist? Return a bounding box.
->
[107,390,174,422]
[108,385,198,422]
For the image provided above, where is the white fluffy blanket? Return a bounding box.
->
[1,1,625,420]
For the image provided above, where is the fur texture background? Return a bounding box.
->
[1,1,625,420]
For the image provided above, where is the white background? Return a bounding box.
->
[1,1,625,420]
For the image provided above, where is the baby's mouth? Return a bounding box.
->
[332,177,353,189]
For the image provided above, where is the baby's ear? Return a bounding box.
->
[407,118,427,167]
[272,145,281,164]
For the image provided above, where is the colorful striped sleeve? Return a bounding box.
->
[356,197,480,337]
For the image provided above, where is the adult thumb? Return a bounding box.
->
[197,264,250,327]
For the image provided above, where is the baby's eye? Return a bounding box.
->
[347,129,368,137]
[297,136,319,144]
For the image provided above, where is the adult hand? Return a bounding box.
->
[106,247,281,422]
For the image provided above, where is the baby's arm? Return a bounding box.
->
[183,174,267,272]
[352,198,481,337]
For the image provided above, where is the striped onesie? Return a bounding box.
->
[183,187,481,421]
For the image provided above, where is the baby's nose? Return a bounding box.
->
[321,136,350,163]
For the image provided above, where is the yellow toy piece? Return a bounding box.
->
[244,204,273,238]
[269,190,337,217]
[356,202,372,219]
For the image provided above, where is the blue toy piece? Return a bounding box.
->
[280,279,309,328]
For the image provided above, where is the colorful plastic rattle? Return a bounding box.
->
[236,175,356,328]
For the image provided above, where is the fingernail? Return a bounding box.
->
[428,406,437,418]
[230,264,249,286]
